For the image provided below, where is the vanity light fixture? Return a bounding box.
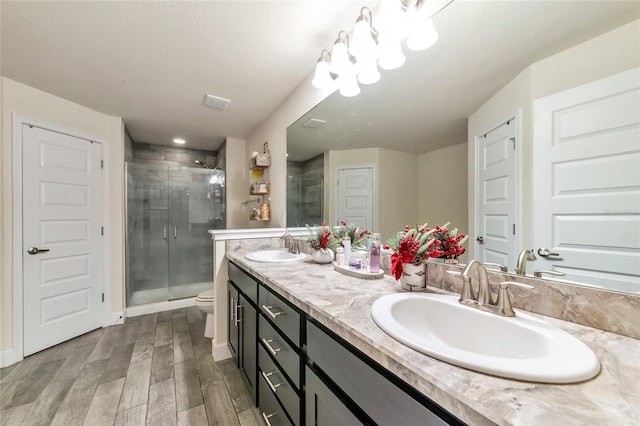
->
[311,0,449,97]
[173,138,186,144]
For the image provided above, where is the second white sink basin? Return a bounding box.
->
[371,293,600,383]
[245,249,306,263]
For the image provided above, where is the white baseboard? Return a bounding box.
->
[0,347,22,368]
[213,342,232,361]
[126,297,196,318]
[105,311,125,327]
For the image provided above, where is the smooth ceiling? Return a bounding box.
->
[0,0,375,151]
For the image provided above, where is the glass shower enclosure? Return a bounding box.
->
[126,162,225,306]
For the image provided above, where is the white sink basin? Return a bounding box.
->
[370,293,600,383]
[245,249,306,263]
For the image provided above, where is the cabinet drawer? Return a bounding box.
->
[229,262,257,304]
[307,321,450,426]
[306,366,362,426]
[259,344,300,425]
[258,284,301,346]
[259,371,292,426]
[259,315,300,390]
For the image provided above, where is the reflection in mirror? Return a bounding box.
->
[286,154,324,227]
[286,2,639,294]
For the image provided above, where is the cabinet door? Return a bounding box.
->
[240,293,257,403]
[305,367,362,426]
[228,284,239,364]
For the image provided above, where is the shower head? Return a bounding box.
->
[194,160,210,169]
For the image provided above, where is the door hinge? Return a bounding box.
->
[513,224,516,235]
[101,159,104,169]
[101,226,104,235]
[510,137,516,149]
[101,293,105,302]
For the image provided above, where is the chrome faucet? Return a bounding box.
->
[447,259,533,317]
[280,232,300,254]
[515,249,537,275]
[534,270,566,279]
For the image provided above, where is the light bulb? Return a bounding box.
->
[329,38,350,76]
[378,40,406,70]
[407,18,439,51]
[377,0,410,42]
[350,17,376,60]
[339,74,361,97]
[358,59,380,85]
[312,59,332,89]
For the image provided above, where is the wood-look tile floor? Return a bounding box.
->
[0,307,261,426]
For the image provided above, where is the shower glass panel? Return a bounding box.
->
[126,163,226,307]
[127,163,170,306]
[167,167,219,299]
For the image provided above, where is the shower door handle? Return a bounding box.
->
[174,226,177,239]
[163,226,167,239]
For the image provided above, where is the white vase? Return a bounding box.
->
[312,248,334,264]
[399,262,427,291]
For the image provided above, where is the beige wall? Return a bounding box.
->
[224,137,248,229]
[245,74,335,228]
[379,148,419,241]
[418,142,468,235]
[467,19,640,259]
[0,77,125,353]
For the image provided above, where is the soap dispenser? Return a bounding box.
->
[369,233,381,273]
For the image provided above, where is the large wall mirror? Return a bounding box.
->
[286,1,640,294]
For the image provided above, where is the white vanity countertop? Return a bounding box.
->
[226,250,640,426]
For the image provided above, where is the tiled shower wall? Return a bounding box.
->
[287,154,324,227]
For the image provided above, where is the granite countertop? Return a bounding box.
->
[226,250,640,426]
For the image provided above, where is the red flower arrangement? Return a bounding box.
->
[387,223,435,280]
[425,223,468,260]
[387,222,468,280]
[307,221,338,250]
[339,220,370,249]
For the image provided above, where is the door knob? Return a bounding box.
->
[476,236,485,244]
[27,247,50,255]
[537,247,559,257]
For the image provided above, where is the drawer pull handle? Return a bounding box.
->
[261,371,282,393]
[231,297,236,323]
[262,412,276,426]
[262,304,284,320]
[261,338,281,357]
[235,304,243,326]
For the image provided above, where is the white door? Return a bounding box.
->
[476,120,517,269]
[337,167,373,230]
[22,125,103,355]
[533,68,640,293]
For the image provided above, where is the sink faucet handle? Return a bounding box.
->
[446,270,462,277]
[484,262,508,272]
[533,269,566,278]
[496,281,534,317]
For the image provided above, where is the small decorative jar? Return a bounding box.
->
[399,262,427,292]
[312,248,334,264]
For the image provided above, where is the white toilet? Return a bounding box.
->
[195,289,215,338]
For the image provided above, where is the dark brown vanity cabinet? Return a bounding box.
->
[257,282,303,426]
[228,262,462,426]
[228,262,258,403]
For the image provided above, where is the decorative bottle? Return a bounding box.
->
[369,233,381,273]
[336,247,345,267]
[342,234,351,266]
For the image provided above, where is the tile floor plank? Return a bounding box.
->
[219,360,254,413]
[155,321,173,347]
[151,344,175,385]
[202,381,241,426]
[0,307,252,426]
[83,377,126,426]
[175,359,204,412]
[49,359,108,426]
[114,403,147,426]
[146,378,177,426]
[178,403,208,426]
[3,359,64,409]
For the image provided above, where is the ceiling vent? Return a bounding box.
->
[204,94,231,110]
[302,118,327,128]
